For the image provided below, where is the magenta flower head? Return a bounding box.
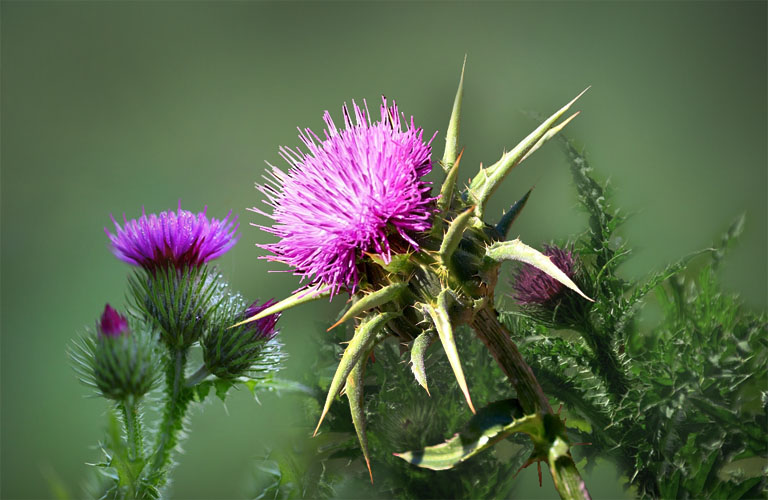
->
[98,304,130,338]
[254,98,437,296]
[513,245,576,306]
[106,202,240,271]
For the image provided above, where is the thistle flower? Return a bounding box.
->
[513,245,575,305]
[254,98,437,296]
[106,202,240,270]
[99,303,129,338]
[242,65,593,488]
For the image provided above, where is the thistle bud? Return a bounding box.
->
[72,304,161,401]
[511,245,590,328]
[202,297,282,380]
[128,265,228,349]
[99,304,130,337]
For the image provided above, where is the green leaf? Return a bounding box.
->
[231,284,331,328]
[314,312,398,435]
[215,379,234,402]
[442,56,466,173]
[242,377,315,397]
[195,380,212,401]
[468,88,587,218]
[327,282,407,331]
[366,252,414,274]
[410,328,437,394]
[394,399,533,470]
[423,290,475,413]
[439,207,475,266]
[713,213,746,268]
[345,351,374,483]
[436,148,464,215]
[485,239,592,301]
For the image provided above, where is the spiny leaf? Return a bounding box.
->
[231,284,330,328]
[495,187,533,239]
[468,88,588,218]
[410,328,437,394]
[314,312,398,436]
[327,282,408,331]
[437,148,464,214]
[243,377,315,396]
[423,290,475,413]
[439,206,475,266]
[618,248,713,327]
[442,56,466,173]
[713,213,746,267]
[346,352,374,483]
[394,399,533,470]
[485,239,593,302]
[519,111,580,164]
[365,252,414,274]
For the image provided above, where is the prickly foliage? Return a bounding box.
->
[502,141,767,499]
[250,324,531,499]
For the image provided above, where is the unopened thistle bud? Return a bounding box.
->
[512,245,589,327]
[107,203,240,349]
[72,304,161,401]
[202,298,282,380]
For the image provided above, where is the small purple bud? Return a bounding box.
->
[99,304,130,338]
[513,245,576,306]
[244,299,280,341]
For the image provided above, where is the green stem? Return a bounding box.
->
[185,365,210,387]
[148,348,192,490]
[120,396,144,461]
[471,305,591,500]
[581,326,630,399]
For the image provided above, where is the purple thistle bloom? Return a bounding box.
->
[99,304,130,338]
[253,98,437,296]
[513,245,576,305]
[244,299,280,341]
[106,202,240,270]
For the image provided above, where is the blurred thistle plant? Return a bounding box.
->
[70,203,285,499]
[244,60,594,499]
[498,138,768,499]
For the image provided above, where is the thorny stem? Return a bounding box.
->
[471,304,591,500]
[120,396,143,462]
[148,348,192,490]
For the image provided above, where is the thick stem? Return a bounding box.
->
[120,396,143,461]
[471,304,591,500]
[148,349,192,489]
[471,305,551,413]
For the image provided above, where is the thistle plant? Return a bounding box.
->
[249,104,766,500]
[243,62,594,499]
[70,203,285,499]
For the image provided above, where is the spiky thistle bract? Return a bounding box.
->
[246,61,592,484]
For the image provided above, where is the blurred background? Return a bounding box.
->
[2,1,765,498]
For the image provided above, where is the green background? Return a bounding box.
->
[2,1,765,498]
